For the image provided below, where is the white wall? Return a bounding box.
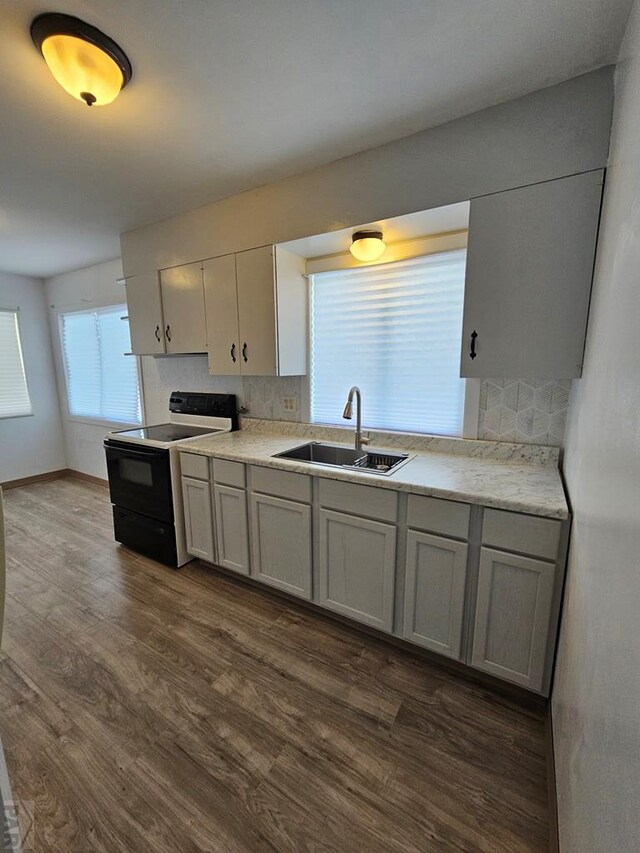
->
[45,259,127,480]
[552,2,640,850]
[0,272,65,482]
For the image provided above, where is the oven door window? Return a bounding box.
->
[119,457,154,487]
[105,444,173,523]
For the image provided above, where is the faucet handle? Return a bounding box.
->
[360,433,371,446]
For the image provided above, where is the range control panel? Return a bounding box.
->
[169,391,239,429]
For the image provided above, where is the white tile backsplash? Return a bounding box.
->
[140,357,303,423]
[478,379,570,446]
[245,376,572,446]
[141,357,570,447]
[140,355,243,423]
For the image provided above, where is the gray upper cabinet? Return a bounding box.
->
[125,272,165,355]
[403,531,468,660]
[203,245,307,377]
[204,254,241,376]
[318,508,396,632]
[126,263,207,356]
[461,170,604,378]
[235,246,278,375]
[471,547,556,692]
[159,261,208,354]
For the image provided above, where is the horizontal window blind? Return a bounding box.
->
[60,305,141,424]
[0,310,33,419]
[310,250,467,435]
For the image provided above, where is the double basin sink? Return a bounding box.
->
[274,441,411,476]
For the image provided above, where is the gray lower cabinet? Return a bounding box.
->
[213,484,250,575]
[318,508,396,632]
[182,454,567,694]
[182,476,215,562]
[403,531,468,660]
[250,493,312,599]
[471,547,556,692]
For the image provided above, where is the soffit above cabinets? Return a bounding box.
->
[280,203,470,262]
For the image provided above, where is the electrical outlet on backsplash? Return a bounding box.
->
[242,376,304,422]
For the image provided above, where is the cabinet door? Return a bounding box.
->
[213,484,250,575]
[250,493,312,599]
[125,272,165,355]
[403,531,468,660]
[471,547,556,691]
[236,246,277,375]
[182,477,214,562]
[318,509,396,632]
[159,262,207,354]
[203,254,241,376]
[461,170,603,378]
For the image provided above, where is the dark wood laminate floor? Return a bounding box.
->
[1,478,549,852]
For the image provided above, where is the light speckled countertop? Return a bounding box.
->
[179,427,569,520]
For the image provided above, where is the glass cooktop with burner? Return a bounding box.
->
[112,423,226,444]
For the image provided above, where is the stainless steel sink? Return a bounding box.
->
[274,441,366,467]
[274,441,412,476]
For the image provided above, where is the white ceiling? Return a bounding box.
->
[0,0,633,278]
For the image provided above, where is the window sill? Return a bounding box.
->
[0,412,34,421]
[65,416,142,430]
[309,420,464,440]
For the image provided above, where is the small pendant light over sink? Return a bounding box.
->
[349,230,386,262]
[30,13,132,107]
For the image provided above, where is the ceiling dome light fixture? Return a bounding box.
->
[30,13,132,107]
[349,230,386,262]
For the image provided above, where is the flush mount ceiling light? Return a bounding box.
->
[349,230,386,262]
[30,13,132,107]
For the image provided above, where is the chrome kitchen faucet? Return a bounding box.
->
[342,385,370,452]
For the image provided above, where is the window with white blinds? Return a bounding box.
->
[0,310,33,419]
[310,250,467,435]
[59,305,141,424]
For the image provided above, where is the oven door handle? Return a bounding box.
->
[104,442,166,459]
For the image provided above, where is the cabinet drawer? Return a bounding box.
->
[212,458,246,488]
[407,495,470,540]
[179,452,210,481]
[250,465,311,503]
[482,509,561,561]
[318,478,397,523]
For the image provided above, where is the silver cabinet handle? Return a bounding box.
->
[154,325,161,342]
[242,342,248,363]
[165,325,171,342]
[230,342,237,363]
